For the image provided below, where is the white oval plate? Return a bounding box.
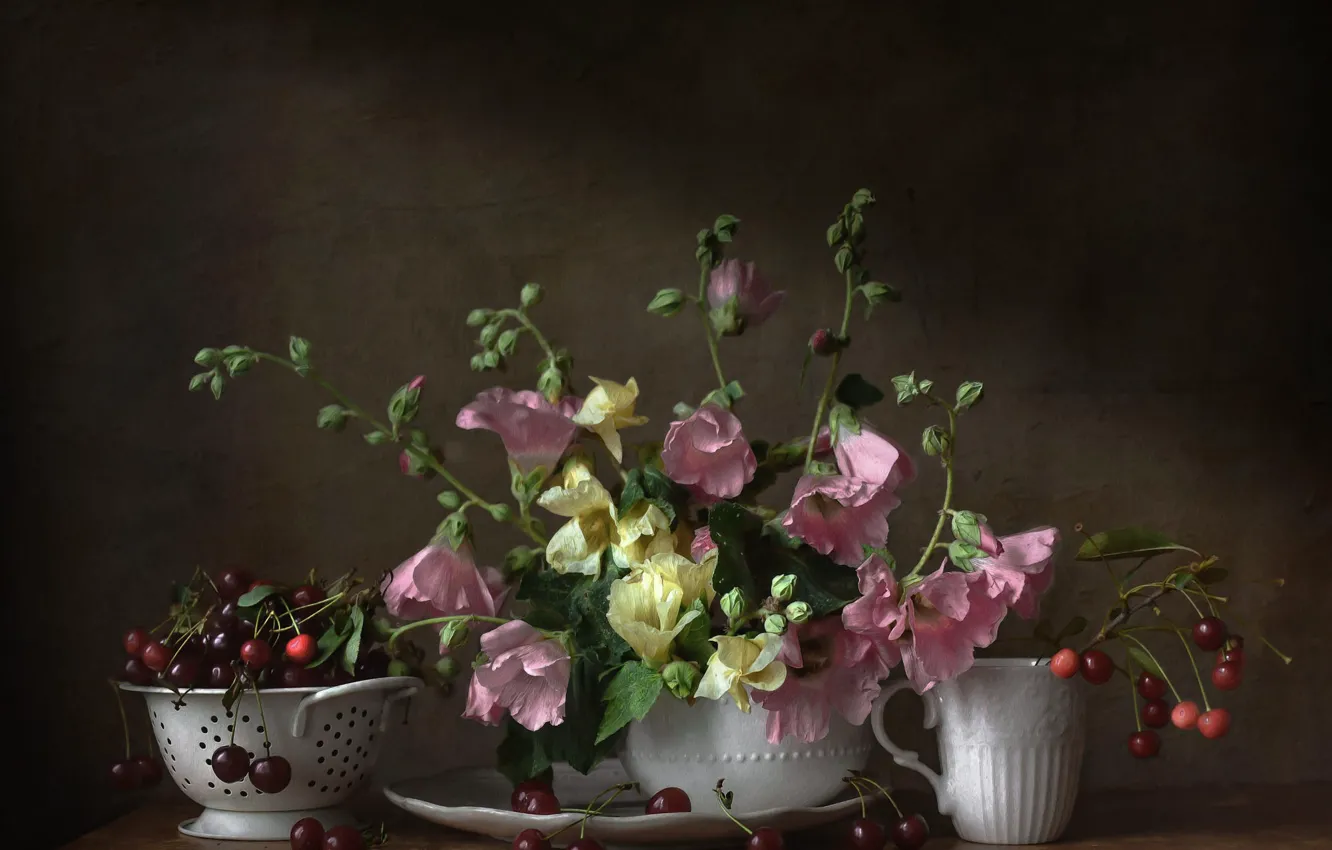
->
[384,759,874,847]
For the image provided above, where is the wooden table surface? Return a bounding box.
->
[63,784,1332,849]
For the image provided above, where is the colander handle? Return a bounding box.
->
[290,677,422,738]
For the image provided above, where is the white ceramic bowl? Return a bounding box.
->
[620,695,876,813]
[122,677,421,840]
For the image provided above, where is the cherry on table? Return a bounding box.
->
[211,745,250,783]
[1141,698,1169,728]
[1212,662,1242,691]
[1171,701,1201,730]
[847,817,885,849]
[167,656,203,689]
[891,814,929,850]
[110,759,141,791]
[320,825,366,850]
[250,756,292,793]
[289,816,324,850]
[510,779,553,812]
[746,826,786,850]
[122,658,154,686]
[1191,617,1228,652]
[215,568,253,600]
[1198,708,1231,739]
[123,628,151,658]
[519,791,561,815]
[291,585,326,609]
[1128,730,1161,758]
[645,786,692,814]
[511,828,552,850]
[133,756,163,787]
[1049,648,1079,679]
[1136,672,1167,701]
[240,639,272,670]
[1079,649,1115,685]
[141,641,172,673]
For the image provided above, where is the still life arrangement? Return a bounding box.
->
[107,187,1288,849]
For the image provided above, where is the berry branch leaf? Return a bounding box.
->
[341,607,365,674]
[595,661,665,744]
[237,585,283,608]
[1075,528,1200,562]
[1126,645,1165,679]
[307,622,351,670]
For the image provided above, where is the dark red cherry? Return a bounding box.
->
[1079,649,1115,684]
[215,568,253,600]
[1191,617,1227,651]
[110,759,141,790]
[1212,662,1242,691]
[133,756,163,787]
[141,641,172,673]
[123,628,151,658]
[291,585,326,608]
[211,745,250,783]
[249,756,292,793]
[1141,698,1170,728]
[511,779,554,812]
[240,639,272,669]
[891,814,929,849]
[566,840,605,850]
[354,648,390,680]
[1128,730,1161,758]
[122,657,154,686]
[289,816,324,850]
[645,786,692,814]
[1136,672,1167,700]
[746,827,786,850]
[207,662,236,689]
[205,629,241,662]
[321,825,366,850]
[848,817,886,850]
[520,791,561,815]
[167,656,203,689]
[511,828,552,850]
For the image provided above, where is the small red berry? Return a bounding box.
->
[746,826,786,850]
[511,828,552,850]
[1197,708,1231,739]
[891,814,929,850]
[167,656,203,689]
[1216,646,1244,667]
[520,791,561,815]
[123,628,151,658]
[1128,730,1161,758]
[510,779,553,813]
[848,817,886,850]
[1212,662,1242,691]
[285,634,317,665]
[321,825,366,850]
[248,579,274,592]
[809,328,838,356]
[211,745,250,783]
[214,568,253,600]
[289,816,324,850]
[291,585,326,608]
[110,760,141,791]
[133,756,163,787]
[1171,700,1201,729]
[240,639,272,669]
[1191,617,1228,651]
[1080,649,1115,684]
[645,786,692,814]
[141,640,172,673]
[122,657,154,686]
[1049,648,1079,679]
[249,756,292,794]
[1141,698,1169,728]
[1136,671,1167,700]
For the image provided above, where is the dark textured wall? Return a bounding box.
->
[5,1,1329,844]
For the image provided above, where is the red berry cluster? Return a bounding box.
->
[290,817,374,850]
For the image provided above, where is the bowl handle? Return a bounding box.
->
[290,677,422,738]
[870,681,953,815]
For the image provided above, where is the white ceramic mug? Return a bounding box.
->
[872,658,1085,845]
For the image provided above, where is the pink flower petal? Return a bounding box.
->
[973,526,1059,620]
[456,387,582,475]
[690,526,716,562]
[834,423,917,493]
[782,474,900,566]
[662,405,757,501]
[380,544,504,621]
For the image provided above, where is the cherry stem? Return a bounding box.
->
[550,782,635,841]
[250,676,272,754]
[847,774,903,819]
[714,787,752,836]
[1261,636,1293,664]
[1126,658,1142,732]
[1175,629,1211,711]
[108,680,132,760]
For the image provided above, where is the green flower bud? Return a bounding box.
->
[764,614,787,635]
[955,380,984,411]
[466,308,493,327]
[479,322,501,348]
[370,616,394,642]
[770,574,798,602]
[708,298,744,337]
[488,503,513,522]
[720,588,747,621]
[785,601,812,624]
[438,511,471,548]
[469,354,486,372]
[438,619,471,651]
[316,404,349,432]
[922,425,951,458]
[661,660,701,699]
[520,282,543,308]
[537,366,565,403]
[436,490,461,509]
[188,372,211,392]
[434,656,461,680]
[647,288,687,318]
[194,347,221,367]
[387,659,411,677]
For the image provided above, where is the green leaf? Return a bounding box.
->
[642,466,686,517]
[713,214,740,239]
[307,623,351,669]
[595,662,665,744]
[826,219,845,247]
[496,717,553,785]
[850,188,876,209]
[834,245,855,274]
[1056,616,1089,641]
[236,585,283,607]
[1074,528,1200,562]
[705,501,761,604]
[765,542,859,618]
[618,468,646,516]
[834,373,884,409]
[1195,565,1229,585]
[955,381,984,411]
[1127,645,1164,678]
[674,599,715,665]
[341,607,365,674]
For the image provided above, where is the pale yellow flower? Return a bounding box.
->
[538,457,617,576]
[630,551,717,610]
[611,502,675,569]
[606,568,702,668]
[571,377,649,463]
[694,634,787,712]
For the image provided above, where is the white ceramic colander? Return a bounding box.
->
[121,676,421,840]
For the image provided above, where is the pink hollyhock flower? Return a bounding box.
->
[380,543,508,622]
[662,405,757,503]
[970,525,1059,620]
[456,388,583,476]
[834,422,917,493]
[691,525,716,562]
[707,259,785,333]
[839,555,906,678]
[752,618,883,744]
[463,621,571,731]
[782,474,902,566]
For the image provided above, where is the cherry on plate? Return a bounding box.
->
[133,756,163,787]
[847,817,885,850]
[746,826,786,850]
[510,779,553,812]
[645,786,692,814]
[110,759,141,791]
[511,828,552,850]
[520,791,561,815]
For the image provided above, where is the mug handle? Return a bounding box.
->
[871,681,954,815]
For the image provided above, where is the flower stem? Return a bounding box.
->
[697,265,727,390]
[386,614,513,648]
[803,269,857,470]
[500,309,558,365]
[1175,629,1211,711]
[906,405,957,580]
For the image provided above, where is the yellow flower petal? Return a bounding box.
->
[546,511,613,576]
[612,503,675,569]
[571,377,648,463]
[694,634,786,712]
[606,573,699,667]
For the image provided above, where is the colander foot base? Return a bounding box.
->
[179,806,358,841]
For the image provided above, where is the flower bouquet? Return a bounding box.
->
[189,189,1060,841]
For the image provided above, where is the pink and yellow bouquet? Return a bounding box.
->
[190,189,1057,782]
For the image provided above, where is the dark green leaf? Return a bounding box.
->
[1075,528,1200,561]
[834,245,854,274]
[522,607,569,631]
[307,623,351,669]
[826,220,845,247]
[619,469,646,516]
[834,373,884,409]
[496,718,553,785]
[595,662,664,744]
[364,430,391,445]
[705,501,761,604]
[766,542,859,617]
[1056,616,1089,641]
[1127,645,1164,678]
[341,607,365,674]
[673,599,715,665]
[1172,572,1195,591]
[237,585,282,607]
